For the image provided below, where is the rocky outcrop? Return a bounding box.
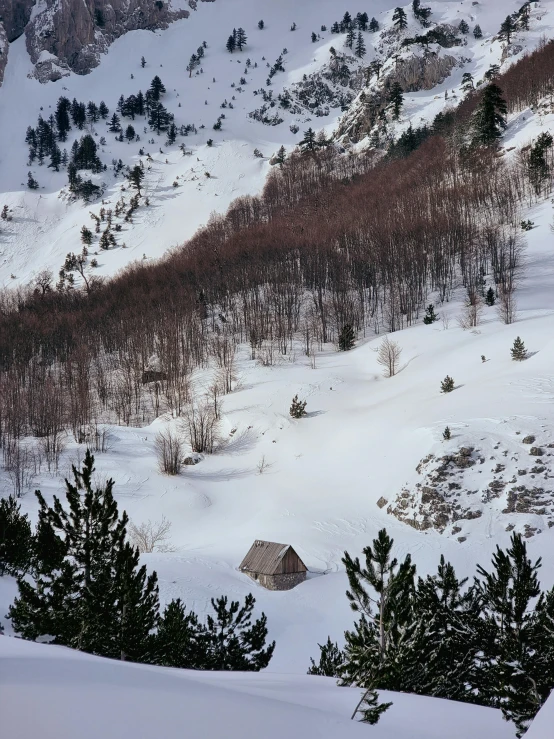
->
[0,0,215,85]
[0,22,7,85]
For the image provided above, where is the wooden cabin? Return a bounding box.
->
[239,540,307,590]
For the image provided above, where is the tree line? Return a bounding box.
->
[308,528,554,735]
[0,42,554,482]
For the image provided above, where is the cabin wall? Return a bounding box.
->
[246,571,306,591]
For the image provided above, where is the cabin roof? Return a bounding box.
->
[239,540,307,575]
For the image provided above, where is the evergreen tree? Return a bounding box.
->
[341,529,416,691]
[510,336,527,361]
[72,135,103,172]
[128,164,145,194]
[150,598,204,667]
[8,451,159,661]
[389,82,404,120]
[226,34,236,53]
[307,637,344,676]
[98,101,110,119]
[258,19,264,30]
[345,28,355,49]
[473,24,483,39]
[461,72,474,91]
[423,303,438,324]
[148,102,173,134]
[70,99,87,130]
[299,127,318,153]
[49,144,62,172]
[86,101,99,124]
[527,132,553,195]
[311,32,318,43]
[290,394,307,419]
[274,145,286,166]
[369,17,379,32]
[459,19,469,34]
[201,594,275,670]
[440,375,455,393]
[356,689,393,724]
[27,172,39,190]
[499,14,517,44]
[392,7,408,30]
[0,496,33,577]
[485,287,496,306]
[338,323,355,351]
[125,124,136,141]
[443,426,451,440]
[472,83,507,146]
[342,11,353,30]
[55,97,71,142]
[108,112,122,133]
[474,534,544,734]
[80,225,93,246]
[355,32,367,59]
[141,55,146,67]
[149,75,166,101]
[236,28,247,51]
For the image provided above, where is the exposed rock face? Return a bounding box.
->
[0,22,7,86]
[0,0,215,85]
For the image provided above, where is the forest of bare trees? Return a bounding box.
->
[1,41,554,484]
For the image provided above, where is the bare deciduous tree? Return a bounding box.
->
[376,336,403,378]
[155,426,184,475]
[129,515,175,553]
[181,399,220,453]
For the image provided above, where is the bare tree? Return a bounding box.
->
[4,439,36,497]
[181,399,220,453]
[376,336,403,378]
[129,515,175,553]
[155,426,184,475]
[497,286,517,325]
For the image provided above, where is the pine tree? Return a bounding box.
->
[356,689,393,724]
[290,394,307,418]
[527,132,553,195]
[474,534,544,734]
[27,172,39,190]
[125,124,136,141]
[299,127,318,153]
[80,225,93,246]
[307,637,344,676]
[392,7,408,30]
[148,102,173,135]
[128,164,145,194]
[423,303,438,324]
[443,426,451,440]
[338,323,356,351]
[472,83,507,146]
[150,598,204,667]
[108,112,122,133]
[473,24,483,39]
[510,336,527,361]
[461,72,474,91]
[345,28,355,49]
[485,287,496,306]
[440,375,455,393]
[355,32,367,59]
[236,27,247,51]
[201,594,275,670]
[98,101,110,119]
[459,19,469,34]
[141,56,146,68]
[311,31,318,43]
[369,17,379,32]
[149,75,166,101]
[55,97,71,142]
[0,496,33,576]
[226,34,236,53]
[499,15,517,44]
[274,145,286,166]
[49,144,62,172]
[8,451,159,660]
[389,82,404,120]
[258,19,264,30]
[341,529,416,692]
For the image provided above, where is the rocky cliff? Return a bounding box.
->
[0,0,214,85]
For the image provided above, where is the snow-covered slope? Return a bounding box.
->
[0,637,514,739]
[0,0,552,287]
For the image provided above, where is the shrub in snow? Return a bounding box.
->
[290,394,307,418]
[440,375,455,393]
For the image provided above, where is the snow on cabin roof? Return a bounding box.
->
[239,540,307,575]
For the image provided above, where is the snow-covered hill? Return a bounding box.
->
[0,0,551,287]
[0,636,516,739]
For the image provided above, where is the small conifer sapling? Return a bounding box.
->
[441,375,455,393]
